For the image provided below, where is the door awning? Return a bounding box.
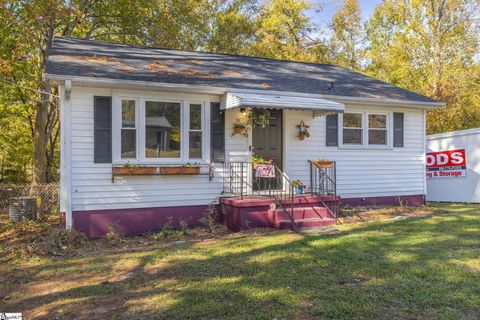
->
[221,92,345,115]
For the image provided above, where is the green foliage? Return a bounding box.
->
[200,201,219,233]
[365,0,480,133]
[0,0,479,181]
[330,0,366,70]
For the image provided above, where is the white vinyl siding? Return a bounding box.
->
[65,85,426,212]
[69,86,223,211]
[284,105,425,199]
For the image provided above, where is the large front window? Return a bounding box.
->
[145,101,181,158]
[114,96,208,162]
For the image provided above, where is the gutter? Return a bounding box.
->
[46,74,446,110]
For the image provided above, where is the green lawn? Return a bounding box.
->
[1,203,480,319]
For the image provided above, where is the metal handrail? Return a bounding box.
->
[223,161,339,227]
[308,160,338,222]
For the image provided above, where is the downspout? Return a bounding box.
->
[61,80,72,229]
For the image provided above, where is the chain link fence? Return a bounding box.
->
[0,183,60,223]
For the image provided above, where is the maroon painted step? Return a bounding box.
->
[276,217,336,229]
[267,206,335,229]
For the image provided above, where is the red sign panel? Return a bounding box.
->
[426,149,467,179]
[255,164,276,178]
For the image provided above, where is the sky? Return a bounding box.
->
[307,0,383,28]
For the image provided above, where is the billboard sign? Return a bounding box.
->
[426,149,467,179]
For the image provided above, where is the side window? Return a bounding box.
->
[368,114,388,145]
[189,104,203,159]
[121,99,136,159]
[342,113,363,145]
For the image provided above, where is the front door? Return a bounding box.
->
[252,109,283,169]
[252,109,282,191]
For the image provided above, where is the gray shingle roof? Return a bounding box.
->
[47,37,439,104]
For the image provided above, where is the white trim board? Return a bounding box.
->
[46,74,445,109]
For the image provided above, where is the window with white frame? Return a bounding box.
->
[340,111,391,147]
[114,96,209,162]
[145,101,181,159]
[368,114,387,145]
[342,112,363,145]
[121,99,136,158]
[189,103,203,159]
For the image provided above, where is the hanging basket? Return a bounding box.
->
[233,127,243,135]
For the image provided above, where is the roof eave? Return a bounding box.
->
[46,74,446,109]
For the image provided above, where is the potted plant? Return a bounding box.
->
[160,163,201,175]
[112,162,158,175]
[252,154,273,169]
[232,119,248,137]
[313,159,334,168]
[292,180,304,195]
[297,121,310,141]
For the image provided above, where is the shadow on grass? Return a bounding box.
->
[3,211,480,320]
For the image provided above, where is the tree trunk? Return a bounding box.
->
[32,4,55,186]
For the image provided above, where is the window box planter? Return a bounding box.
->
[160,166,200,175]
[112,166,158,175]
[313,160,334,168]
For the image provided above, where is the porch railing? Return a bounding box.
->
[308,160,338,221]
[222,161,293,199]
[222,161,296,227]
[308,160,336,196]
[222,160,339,225]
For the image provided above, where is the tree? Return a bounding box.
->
[366,0,480,133]
[249,0,328,63]
[329,0,366,70]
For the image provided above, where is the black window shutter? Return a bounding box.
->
[393,112,404,147]
[210,102,225,163]
[94,96,112,163]
[326,114,339,146]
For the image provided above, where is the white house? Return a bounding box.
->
[47,37,444,237]
[427,128,480,203]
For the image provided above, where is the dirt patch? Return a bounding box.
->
[338,205,446,225]
[0,215,87,261]
[183,59,203,65]
[58,55,135,72]
[259,83,271,89]
[220,69,242,77]
[147,61,216,78]
[147,61,174,73]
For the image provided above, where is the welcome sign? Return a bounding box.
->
[426,149,467,179]
[255,164,276,178]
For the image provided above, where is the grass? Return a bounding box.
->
[1,202,480,319]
